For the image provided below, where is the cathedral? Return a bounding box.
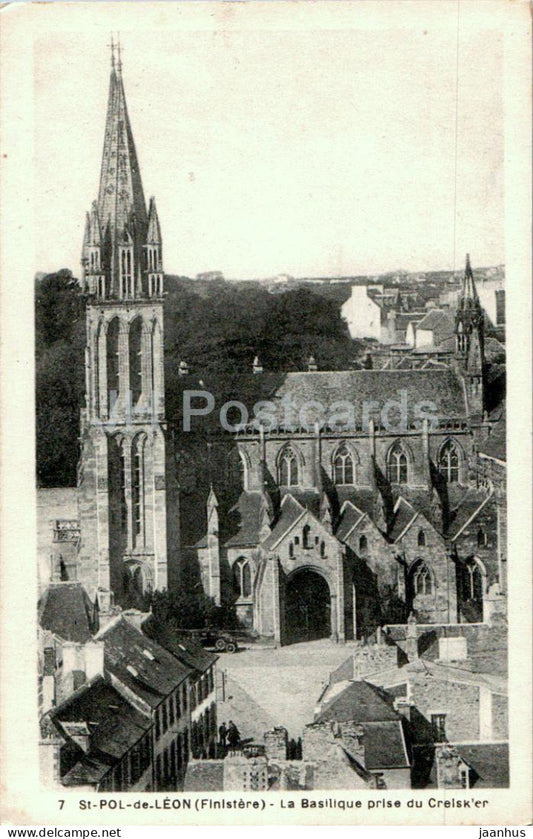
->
[55,49,506,647]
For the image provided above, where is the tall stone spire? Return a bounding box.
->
[455,254,485,416]
[82,40,162,300]
[77,44,170,610]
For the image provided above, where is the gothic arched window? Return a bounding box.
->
[279,447,299,487]
[477,528,487,548]
[412,561,432,595]
[129,317,143,407]
[387,442,408,484]
[233,557,252,599]
[463,560,484,602]
[106,318,121,410]
[108,435,127,538]
[439,440,460,483]
[227,449,246,489]
[132,434,146,547]
[359,534,368,555]
[417,529,426,547]
[120,246,134,298]
[333,444,355,485]
[94,321,104,417]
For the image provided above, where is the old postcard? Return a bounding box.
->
[0,0,531,829]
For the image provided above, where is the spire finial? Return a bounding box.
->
[116,33,123,74]
[108,34,115,70]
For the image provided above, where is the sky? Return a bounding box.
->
[34,9,504,279]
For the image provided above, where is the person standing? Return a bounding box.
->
[219,721,228,749]
[227,720,240,750]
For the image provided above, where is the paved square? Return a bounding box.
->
[216,639,357,741]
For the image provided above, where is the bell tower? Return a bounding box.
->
[455,253,485,417]
[77,41,169,610]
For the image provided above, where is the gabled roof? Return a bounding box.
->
[315,680,400,724]
[477,416,506,464]
[96,616,193,708]
[416,309,455,334]
[38,583,95,643]
[366,656,507,695]
[454,742,509,787]
[261,494,308,551]
[335,501,365,543]
[448,488,494,541]
[223,491,266,548]
[49,676,152,786]
[141,615,217,674]
[363,721,410,770]
[389,496,417,542]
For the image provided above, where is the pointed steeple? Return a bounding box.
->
[455,254,485,415]
[147,197,162,244]
[96,43,148,295]
[87,201,102,247]
[461,253,480,305]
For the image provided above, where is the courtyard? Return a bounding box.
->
[215,638,357,742]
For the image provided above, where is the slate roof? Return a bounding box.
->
[223,492,266,547]
[335,488,377,519]
[335,502,365,543]
[50,676,152,787]
[366,657,507,695]
[315,680,400,724]
[262,369,468,424]
[38,583,95,643]
[262,494,307,551]
[183,760,224,791]
[448,488,494,541]
[415,309,455,335]
[477,417,506,463]
[389,497,417,542]
[96,616,193,708]
[455,742,509,788]
[141,615,217,674]
[363,721,410,770]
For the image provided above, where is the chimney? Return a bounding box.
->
[264,727,288,762]
[41,646,56,714]
[252,355,263,375]
[84,641,105,681]
[96,588,116,631]
[307,355,318,372]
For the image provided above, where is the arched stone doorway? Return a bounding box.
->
[123,560,153,610]
[284,568,332,644]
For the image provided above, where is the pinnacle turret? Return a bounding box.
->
[147,197,162,244]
